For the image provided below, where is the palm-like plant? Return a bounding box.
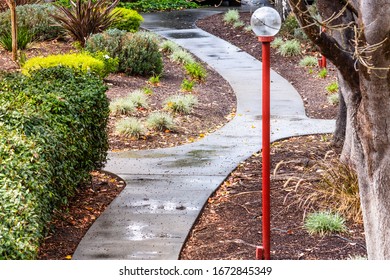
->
[52,0,119,47]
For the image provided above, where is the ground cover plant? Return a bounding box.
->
[118,0,199,13]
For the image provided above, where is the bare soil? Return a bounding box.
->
[1,11,365,260]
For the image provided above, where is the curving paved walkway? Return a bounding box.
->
[73,7,335,260]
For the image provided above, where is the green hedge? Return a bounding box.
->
[0,67,109,259]
[110,7,143,32]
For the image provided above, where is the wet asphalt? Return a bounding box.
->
[72,6,335,260]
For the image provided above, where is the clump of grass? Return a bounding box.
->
[170,49,195,65]
[223,9,240,24]
[271,37,284,49]
[142,86,153,95]
[278,39,301,57]
[233,20,245,28]
[164,94,198,114]
[147,112,175,131]
[328,93,339,105]
[299,56,318,67]
[115,117,145,139]
[160,40,180,54]
[244,25,252,33]
[318,68,328,78]
[184,62,207,81]
[109,97,136,115]
[181,79,195,92]
[128,89,149,109]
[304,211,347,236]
[326,81,339,93]
[148,74,160,86]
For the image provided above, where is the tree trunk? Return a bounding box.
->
[6,0,17,61]
[273,0,291,20]
[288,0,390,259]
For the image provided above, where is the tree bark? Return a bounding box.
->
[5,0,17,61]
[288,0,390,259]
[274,0,291,20]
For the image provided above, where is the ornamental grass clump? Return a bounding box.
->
[223,9,240,25]
[278,39,301,57]
[170,48,195,65]
[304,211,347,236]
[128,89,149,109]
[164,94,198,114]
[146,112,175,131]
[109,97,136,115]
[160,40,180,54]
[115,117,145,138]
[299,56,318,67]
[184,62,207,81]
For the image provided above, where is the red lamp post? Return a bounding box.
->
[250,7,281,261]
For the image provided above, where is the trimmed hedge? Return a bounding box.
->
[21,53,115,79]
[0,67,109,259]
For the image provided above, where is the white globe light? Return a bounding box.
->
[250,7,282,37]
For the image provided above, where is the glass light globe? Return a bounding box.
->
[250,7,282,37]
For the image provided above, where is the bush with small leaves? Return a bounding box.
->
[115,117,145,138]
[120,31,163,76]
[299,56,318,67]
[21,53,110,78]
[304,211,347,236]
[85,28,127,60]
[278,39,301,57]
[110,7,143,32]
[147,112,175,131]
[164,94,198,114]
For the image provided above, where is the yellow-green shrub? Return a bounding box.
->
[110,7,143,32]
[22,53,108,78]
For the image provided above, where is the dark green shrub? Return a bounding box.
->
[110,7,143,32]
[51,0,120,47]
[0,4,63,41]
[120,31,163,76]
[0,67,109,259]
[0,26,33,51]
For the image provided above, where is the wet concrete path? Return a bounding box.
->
[73,7,335,260]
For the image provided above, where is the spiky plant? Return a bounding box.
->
[52,0,120,47]
[115,117,145,139]
[146,112,175,131]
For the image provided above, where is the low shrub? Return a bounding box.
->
[110,7,143,32]
[0,4,63,41]
[120,31,163,76]
[21,53,111,78]
[85,28,127,59]
[0,67,109,259]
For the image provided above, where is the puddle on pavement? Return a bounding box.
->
[165,31,208,39]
